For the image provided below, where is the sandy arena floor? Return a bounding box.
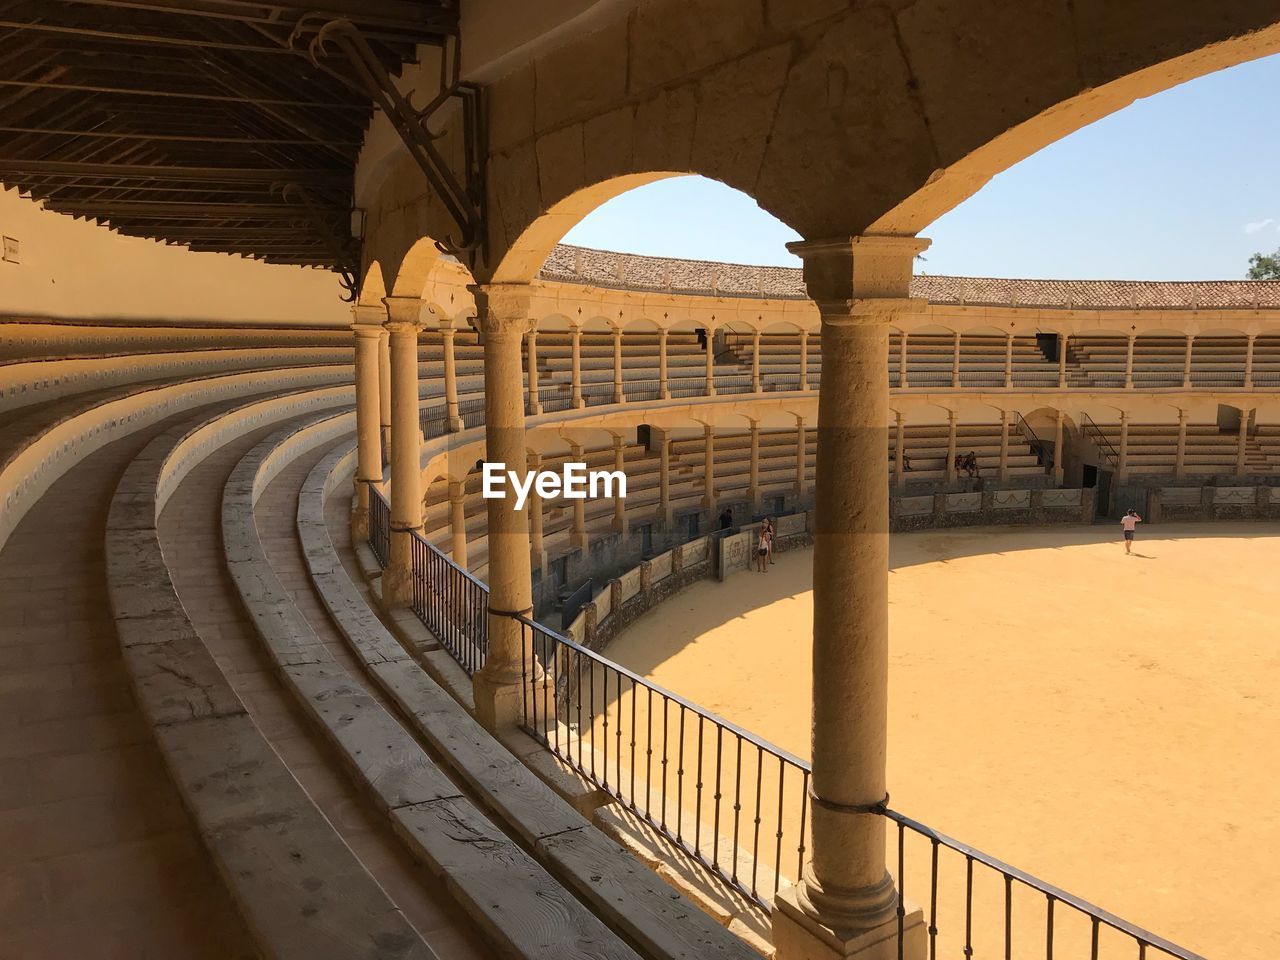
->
[602,522,1280,960]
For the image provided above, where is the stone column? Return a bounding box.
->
[701,422,716,511]
[951,331,962,388]
[748,421,761,512]
[658,436,672,525]
[945,410,958,483]
[1175,409,1188,480]
[612,435,627,533]
[448,479,468,570]
[1183,335,1194,388]
[704,326,717,396]
[612,327,625,403]
[800,329,811,389]
[571,325,584,408]
[1003,331,1014,388]
[998,409,1010,482]
[441,322,463,432]
[470,283,537,731]
[773,235,929,960]
[527,452,546,574]
[1117,411,1131,484]
[752,329,763,393]
[526,328,542,415]
[1244,334,1256,388]
[1057,334,1068,389]
[381,297,424,606]
[1124,333,1136,389]
[1236,407,1251,477]
[350,308,384,541]
[898,329,909,388]
[795,416,808,501]
[570,441,589,550]
[659,328,671,399]
[893,410,906,489]
[1052,410,1065,485]
[378,327,392,458]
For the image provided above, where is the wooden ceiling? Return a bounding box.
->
[0,0,456,270]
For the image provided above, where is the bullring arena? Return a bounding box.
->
[3,5,1280,960]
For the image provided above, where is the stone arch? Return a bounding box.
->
[357,261,387,307]
[466,5,1280,285]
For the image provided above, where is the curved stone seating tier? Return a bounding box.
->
[0,363,354,555]
[0,347,354,415]
[104,390,437,960]
[296,443,762,960]
[224,415,647,960]
[0,318,352,361]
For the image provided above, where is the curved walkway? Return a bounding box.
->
[156,414,491,959]
[0,405,257,960]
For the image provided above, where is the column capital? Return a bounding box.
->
[351,303,385,327]
[787,234,931,301]
[350,321,384,340]
[382,295,424,326]
[470,282,535,336]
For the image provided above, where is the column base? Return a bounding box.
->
[447,416,464,433]
[382,562,414,607]
[350,505,370,542]
[473,668,532,732]
[773,884,925,960]
[570,532,589,551]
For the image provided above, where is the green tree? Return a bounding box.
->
[1248,248,1280,280]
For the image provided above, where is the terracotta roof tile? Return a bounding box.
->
[540,244,1280,309]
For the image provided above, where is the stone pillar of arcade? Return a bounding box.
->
[701,422,717,512]
[800,329,811,390]
[449,479,469,570]
[471,283,539,731]
[748,420,761,512]
[378,326,393,459]
[528,452,547,574]
[571,323,585,408]
[772,235,928,960]
[1052,411,1066,485]
[611,435,628,533]
[1235,407,1252,477]
[944,410,958,483]
[658,328,671,399]
[612,326,625,403]
[1175,408,1189,479]
[441,320,463,432]
[526,328,542,415]
[350,304,385,541]
[381,297,425,606]
[570,441,589,549]
[1117,411,1131,484]
[752,329,763,393]
[704,324,718,396]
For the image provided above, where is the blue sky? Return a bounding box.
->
[562,54,1280,281]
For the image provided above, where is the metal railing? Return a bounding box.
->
[409,530,487,676]
[1013,412,1051,468]
[669,377,709,398]
[714,374,753,395]
[517,614,810,910]
[367,494,1205,960]
[886,807,1205,960]
[1081,412,1121,470]
[368,487,390,567]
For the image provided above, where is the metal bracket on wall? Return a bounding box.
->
[276,183,360,302]
[293,19,486,269]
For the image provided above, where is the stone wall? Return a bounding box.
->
[1147,485,1280,523]
[891,487,1095,531]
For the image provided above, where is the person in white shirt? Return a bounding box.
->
[1120,509,1142,554]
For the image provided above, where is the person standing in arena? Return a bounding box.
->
[1120,509,1142,554]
